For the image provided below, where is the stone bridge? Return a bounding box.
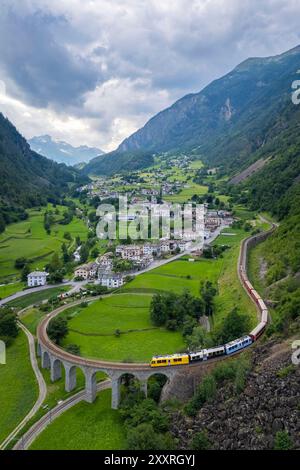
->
[37,341,178,409]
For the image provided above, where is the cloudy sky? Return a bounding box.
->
[0,0,300,152]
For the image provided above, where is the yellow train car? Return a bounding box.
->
[150,354,189,367]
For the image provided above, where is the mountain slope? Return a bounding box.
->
[0,113,88,231]
[29,135,103,165]
[83,149,154,176]
[117,45,300,172]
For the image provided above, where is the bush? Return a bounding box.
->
[274,431,293,450]
[15,257,28,269]
[216,308,251,344]
[190,431,211,450]
[48,317,68,344]
[185,375,217,416]
[0,335,14,347]
[127,423,164,450]
[65,344,81,356]
[0,309,18,338]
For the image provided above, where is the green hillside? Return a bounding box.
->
[0,113,88,232]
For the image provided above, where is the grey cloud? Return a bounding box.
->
[1,0,300,151]
[0,7,101,108]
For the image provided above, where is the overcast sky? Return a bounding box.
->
[0,0,300,152]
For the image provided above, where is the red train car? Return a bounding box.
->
[257,298,267,312]
[251,289,262,304]
[261,308,269,324]
[249,321,266,341]
[244,280,254,294]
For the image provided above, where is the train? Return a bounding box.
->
[150,233,269,368]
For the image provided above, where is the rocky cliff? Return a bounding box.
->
[170,339,300,450]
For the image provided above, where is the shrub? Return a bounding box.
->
[65,344,81,355]
[190,431,212,450]
[48,317,68,344]
[274,431,293,450]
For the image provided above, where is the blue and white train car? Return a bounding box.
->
[225,335,253,355]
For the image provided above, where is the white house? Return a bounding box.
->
[143,243,161,257]
[115,245,144,261]
[160,241,171,253]
[27,271,48,287]
[98,272,124,288]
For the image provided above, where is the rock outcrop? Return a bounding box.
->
[170,340,300,450]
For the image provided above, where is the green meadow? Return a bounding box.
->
[124,257,223,295]
[0,331,38,444]
[0,281,24,299]
[0,205,88,282]
[29,389,126,450]
[61,294,185,362]
[213,228,258,329]
[164,182,208,203]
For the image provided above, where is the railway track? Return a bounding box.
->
[9,220,277,450]
[37,222,277,372]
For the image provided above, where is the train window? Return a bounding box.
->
[157,360,161,364]
[162,360,167,363]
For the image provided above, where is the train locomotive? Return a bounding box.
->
[150,237,269,368]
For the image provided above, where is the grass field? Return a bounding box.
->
[7,286,68,309]
[29,389,126,450]
[0,332,38,444]
[0,205,88,282]
[124,258,223,296]
[164,182,208,203]
[20,307,46,335]
[61,294,185,362]
[0,282,24,299]
[213,228,258,329]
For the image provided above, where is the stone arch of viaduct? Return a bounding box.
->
[37,342,177,409]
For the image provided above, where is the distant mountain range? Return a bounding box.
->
[84,44,300,176]
[29,135,103,166]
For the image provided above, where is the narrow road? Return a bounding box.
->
[0,321,47,450]
[0,281,72,307]
[13,380,111,450]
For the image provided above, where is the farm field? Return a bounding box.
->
[7,286,68,309]
[0,282,24,299]
[212,227,258,329]
[0,331,38,444]
[29,389,126,450]
[189,160,204,170]
[124,258,223,296]
[61,294,185,362]
[0,205,88,282]
[164,182,208,203]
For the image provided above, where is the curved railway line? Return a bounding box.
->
[37,222,277,371]
[4,220,277,450]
